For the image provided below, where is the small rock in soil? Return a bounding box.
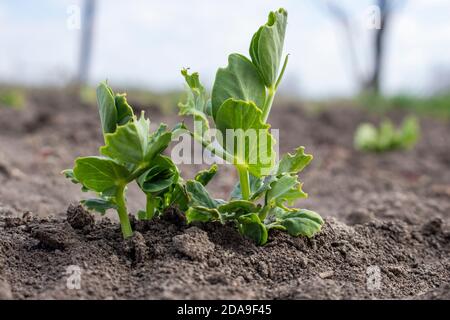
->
[319,271,335,279]
[172,227,214,261]
[66,204,94,230]
[346,208,374,225]
[31,225,72,250]
[4,217,23,228]
[421,217,443,236]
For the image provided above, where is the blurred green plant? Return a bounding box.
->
[0,88,26,109]
[354,116,420,152]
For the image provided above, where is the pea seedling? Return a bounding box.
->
[64,82,177,238]
[354,116,420,152]
[178,8,323,245]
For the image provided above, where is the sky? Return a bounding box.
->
[0,0,449,97]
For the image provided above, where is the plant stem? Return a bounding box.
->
[261,86,276,123]
[237,165,250,200]
[115,184,133,238]
[191,131,236,164]
[275,54,289,90]
[145,193,156,220]
[261,55,289,123]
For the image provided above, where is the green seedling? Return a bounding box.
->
[354,116,420,152]
[178,8,323,245]
[64,82,178,238]
[0,88,25,109]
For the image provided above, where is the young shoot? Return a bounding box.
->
[64,82,177,238]
[178,8,324,245]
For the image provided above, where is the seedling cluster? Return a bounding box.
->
[64,8,324,244]
[354,116,420,152]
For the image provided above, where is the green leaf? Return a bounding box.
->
[237,213,268,245]
[399,116,420,149]
[274,209,323,237]
[250,175,277,201]
[277,146,313,174]
[81,198,117,215]
[194,164,218,186]
[354,123,378,151]
[100,114,171,166]
[266,174,307,209]
[211,53,266,119]
[100,114,150,165]
[62,169,80,184]
[378,120,397,150]
[168,182,190,211]
[137,210,147,220]
[250,8,288,87]
[97,82,117,135]
[218,200,259,216]
[147,123,173,161]
[73,157,130,193]
[186,206,220,223]
[215,99,275,177]
[179,69,212,141]
[137,155,179,194]
[114,94,134,126]
[185,180,219,209]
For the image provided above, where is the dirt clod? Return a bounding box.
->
[66,204,94,230]
[30,225,73,250]
[421,218,443,236]
[172,227,215,261]
[123,231,148,264]
[346,208,374,225]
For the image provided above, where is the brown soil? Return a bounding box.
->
[0,90,449,299]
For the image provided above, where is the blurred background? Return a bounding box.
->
[0,0,449,222]
[1,0,450,101]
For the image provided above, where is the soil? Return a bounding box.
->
[0,89,449,299]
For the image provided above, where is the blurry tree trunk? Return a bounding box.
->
[77,0,96,86]
[327,0,396,96]
[363,0,390,94]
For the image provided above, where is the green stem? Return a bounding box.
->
[145,193,156,220]
[261,55,289,123]
[237,165,250,200]
[115,184,133,238]
[275,54,289,90]
[261,86,276,124]
[191,131,236,164]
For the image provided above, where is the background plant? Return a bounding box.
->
[354,115,420,152]
[178,8,324,245]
